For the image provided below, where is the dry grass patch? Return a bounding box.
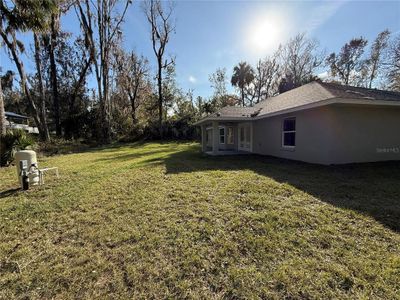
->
[0,142,399,299]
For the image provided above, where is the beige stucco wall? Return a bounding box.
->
[326,104,400,164]
[252,104,400,164]
[253,106,335,164]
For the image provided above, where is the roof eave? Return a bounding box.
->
[254,97,400,120]
[194,116,252,125]
[195,97,400,125]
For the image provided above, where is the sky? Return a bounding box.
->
[1,0,400,99]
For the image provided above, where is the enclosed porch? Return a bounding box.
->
[200,121,253,155]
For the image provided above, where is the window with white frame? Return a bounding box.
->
[282,118,296,147]
[227,127,234,144]
[219,127,225,144]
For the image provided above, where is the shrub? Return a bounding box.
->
[38,137,92,156]
[0,129,35,167]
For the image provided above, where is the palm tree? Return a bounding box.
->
[231,62,255,107]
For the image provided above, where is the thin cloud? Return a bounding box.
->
[305,1,347,33]
[318,71,329,80]
[188,75,197,83]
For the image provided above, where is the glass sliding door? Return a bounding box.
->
[238,123,252,152]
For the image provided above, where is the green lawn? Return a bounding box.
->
[0,142,399,299]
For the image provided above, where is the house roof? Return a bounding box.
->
[5,111,29,119]
[320,82,400,102]
[209,106,257,118]
[195,81,400,124]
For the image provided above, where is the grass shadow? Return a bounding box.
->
[0,188,21,199]
[160,145,400,232]
[93,148,171,163]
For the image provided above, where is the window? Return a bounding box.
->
[219,127,225,144]
[282,118,296,147]
[227,127,234,144]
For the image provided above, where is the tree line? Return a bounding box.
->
[0,0,197,143]
[209,31,399,109]
[1,1,399,145]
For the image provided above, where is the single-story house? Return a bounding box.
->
[195,81,400,165]
[5,111,39,134]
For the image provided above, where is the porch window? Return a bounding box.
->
[282,118,296,148]
[227,127,234,144]
[219,127,225,144]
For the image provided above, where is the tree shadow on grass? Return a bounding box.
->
[93,148,173,163]
[159,145,400,232]
[0,188,21,199]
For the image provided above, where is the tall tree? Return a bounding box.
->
[248,55,280,104]
[326,37,368,85]
[385,35,400,91]
[209,68,228,99]
[278,75,296,94]
[33,32,51,140]
[279,33,322,88]
[115,50,149,128]
[45,1,74,137]
[33,29,93,139]
[162,64,179,120]
[366,29,391,88]
[0,0,55,141]
[209,68,230,106]
[42,21,95,138]
[47,9,61,136]
[208,68,238,110]
[76,0,131,142]
[0,73,5,136]
[0,71,17,129]
[144,0,175,138]
[231,62,254,107]
[59,34,93,138]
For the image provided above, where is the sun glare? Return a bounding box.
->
[246,13,285,55]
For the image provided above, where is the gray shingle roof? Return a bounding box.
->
[319,82,400,102]
[208,106,257,118]
[199,81,400,123]
[5,111,29,119]
[254,81,333,116]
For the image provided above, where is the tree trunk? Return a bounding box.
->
[157,58,163,139]
[65,58,91,139]
[241,88,245,107]
[131,100,137,129]
[368,61,378,89]
[102,64,111,143]
[64,94,74,140]
[33,33,51,142]
[49,13,61,137]
[345,65,350,85]
[0,78,6,136]
[129,85,139,129]
[102,42,112,143]
[98,0,112,144]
